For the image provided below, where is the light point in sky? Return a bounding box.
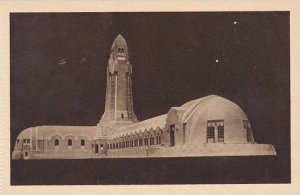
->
[58,59,67,65]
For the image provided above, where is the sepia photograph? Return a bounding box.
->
[9,12,290,185]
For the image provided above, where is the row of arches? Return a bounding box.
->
[108,129,163,150]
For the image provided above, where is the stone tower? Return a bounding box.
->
[98,34,138,136]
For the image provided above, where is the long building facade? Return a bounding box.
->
[12,34,276,160]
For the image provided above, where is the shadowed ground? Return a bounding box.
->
[11,156,288,185]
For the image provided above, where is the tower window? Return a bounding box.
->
[121,113,124,119]
[118,47,125,53]
[81,139,85,146]
[54,139,59,146]
[68,139,72,146]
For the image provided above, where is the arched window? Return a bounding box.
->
[68,139,72,146]
[156,135,161,144]
[144,138,149,146]
[138,139,143,146]
[54,139,59,146]
[81,139,85,146]
[150,137,155,145]
[130,140,133,147]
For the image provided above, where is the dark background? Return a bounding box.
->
[10,12,290,184]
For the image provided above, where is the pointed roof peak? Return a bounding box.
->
[116,33,124,39]
[114,34,126,42]
[112,33,127,47]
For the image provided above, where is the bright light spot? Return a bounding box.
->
[216,59,219,63]
[233,21,237,25]
[58,59,67,65]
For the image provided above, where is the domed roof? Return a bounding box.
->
[16,128,31,140]
[176,95,252,144]
[181,95,247,123]
[15,126,100,141]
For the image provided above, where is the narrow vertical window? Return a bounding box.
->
[243,120,253,142]
[206,126,215,143]
[139,139,143,146]
[183,123,186,144]
[150,137,155,145]
[217,126,224,142]
[144,138,149,146]
[169,124,175,146]
[54,139,59,146]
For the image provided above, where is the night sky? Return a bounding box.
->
[10,12,290,184]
